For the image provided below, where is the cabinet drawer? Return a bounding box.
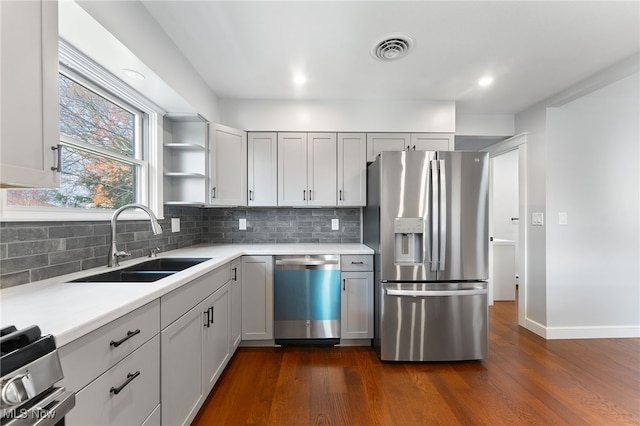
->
[161,263,231,329]
[66,334,160,426]
[59,300,160,393]
[341,255,373,271]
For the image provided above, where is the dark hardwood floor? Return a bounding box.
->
[193,301,640,425]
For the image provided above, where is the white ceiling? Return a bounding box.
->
[141,1,640,115]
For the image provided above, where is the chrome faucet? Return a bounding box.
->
[108,203,163,267]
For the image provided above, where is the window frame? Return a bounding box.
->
[1,40,165,221]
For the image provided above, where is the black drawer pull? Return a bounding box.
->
[351,261,364,264]
[343,279,346,291]
[110,371,140,395]
[110,329,140,348]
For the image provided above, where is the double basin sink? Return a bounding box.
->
[70,258,210,283]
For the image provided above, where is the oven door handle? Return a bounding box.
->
[385,288,487,297]
[29,388,75,426]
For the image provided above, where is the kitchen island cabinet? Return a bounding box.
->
[0,0,60,188]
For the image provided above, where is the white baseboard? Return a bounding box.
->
[524,319,640,339]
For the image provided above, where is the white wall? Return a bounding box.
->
[76,0,220,123]
[219,99,455,132]
[545,73,639,336]
[515,55,640,338]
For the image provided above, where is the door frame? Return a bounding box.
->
[485,133,528,327]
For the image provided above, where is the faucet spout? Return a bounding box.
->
[108,203,163,267]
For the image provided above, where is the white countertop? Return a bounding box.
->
[0,244,373,347]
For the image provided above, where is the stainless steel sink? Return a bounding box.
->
[69,257,210,283]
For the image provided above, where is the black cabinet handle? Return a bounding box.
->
[351,261,364,265]
[110,329,140,348]
[209,306,214,324]
[303,190,306,200]
[249,190,253,201]
[339,190,343,201]
[309,190,312,200]
[50,145,62,172]
[232,267,237,281]
[110,371,140,395]
[204,309,211,327]
[343,278,346,291]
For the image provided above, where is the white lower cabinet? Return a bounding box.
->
[241,256,273,340]
[230,257,243,350]
[340,255,374,340]
[66,335,160,426]
[160,264,233,426]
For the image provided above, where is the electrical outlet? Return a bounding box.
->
[558,212,568,225]
[171,218,180,233]
[239,218,247,230]
[531,212,544,226]
[331,219,339,230]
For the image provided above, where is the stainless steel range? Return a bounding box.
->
[1,325,75,426]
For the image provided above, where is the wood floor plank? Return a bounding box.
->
[192,302,640,426]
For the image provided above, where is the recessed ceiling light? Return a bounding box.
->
[478,76,494,87]
[122,69,145,81]
[293,74,307,86]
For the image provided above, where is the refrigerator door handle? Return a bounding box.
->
[439,159,447,271]
[386,288,488,297]
[430,160,439,271]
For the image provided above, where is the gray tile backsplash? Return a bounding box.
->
[0,206,362,289]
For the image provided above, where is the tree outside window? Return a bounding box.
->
[7,73,144,209]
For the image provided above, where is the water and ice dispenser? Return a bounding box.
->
[394,217,424,264]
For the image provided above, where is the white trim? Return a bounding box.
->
[545,326,640,340]
[525,317,547,339]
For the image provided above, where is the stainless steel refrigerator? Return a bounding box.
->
[364,150,489,361]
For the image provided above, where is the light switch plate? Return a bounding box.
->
[239,218,247,230]
[558,212,568,225]
[331,219,339,230]
[171,218,180,233]
[532,212,544,226]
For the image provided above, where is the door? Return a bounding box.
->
[366,133,410,162]
[230,258,242,350]
[340,271,373,339]
[203,283,230,393]
[436,151,489,281]
[241,256,274,340]
[410,133,454,151]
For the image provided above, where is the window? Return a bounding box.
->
[2,41,162,220]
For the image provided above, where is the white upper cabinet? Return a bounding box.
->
[247,132,277,206]
[366,132,454,162]
[337,133,366,207]
[277,132,337,207]
[210,124,247,206]
[307,133,337,206]
[410,133,455,151]
[0,0,60,188]
[366,133,411,162]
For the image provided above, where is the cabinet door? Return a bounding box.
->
[230,258,242,350]
[410,133,454,151]
[210,124,247,206]
[203,283,230,393]
[366,133,410,162]
[340,271,374,339]
[308,133,337,206]
[248,132,278,206]
[241,256,274,340]
[277,133,308,206]
[0,0,59,188]
[161,303,205,426]
[337,133,366,206]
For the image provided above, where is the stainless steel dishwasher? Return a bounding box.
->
[274,255,341,345]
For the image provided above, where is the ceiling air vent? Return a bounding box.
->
[370,33,415,61]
